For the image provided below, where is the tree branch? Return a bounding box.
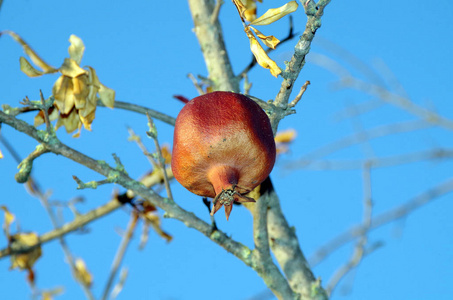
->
[309,177,453,267]
[271,0,331,131]
[188,0,239,92]
[0,110,253,268]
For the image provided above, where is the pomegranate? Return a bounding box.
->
[171,91,276,220]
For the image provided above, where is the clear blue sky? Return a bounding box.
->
[1,1,452,299]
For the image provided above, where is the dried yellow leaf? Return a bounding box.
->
[19,57,44,77]
[56,108,81,134]
[34,107,59,127]
[41,287,64,300]
[74,258,93,287]
[73,75,90,110]
[250,1,298,26]
[10,232,42,270]
[241,0,257,22]
[246,29,281,77]
[1,30,58,73]
[161,144,172,164]
[0,148,3,159]
[53,76,76,115]
[68,35,85,65]
[59,58,87,78]
[275,128,297,143]
[1,206,15,236]
[250,26,280,49]
[142,212,172,243]
[232,0,248,20]
[86,67,101,105]
[98,83,115,108]
[79,109,96,131]
[275,129,297,154]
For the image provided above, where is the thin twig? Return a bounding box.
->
[187,73,205,95]
[1,139,96,299]
[326,163,373,296]
[0,111,254,269]
[289,81,310,108]
[146,113,174,201]
[210,0,223,24]
[288,148,453,171]
[309,177,453,267]
[97,100,176,126]
[101,212,139,300]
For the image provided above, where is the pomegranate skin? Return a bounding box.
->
[171,91,276,217]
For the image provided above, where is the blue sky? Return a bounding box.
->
[1,1,452,299]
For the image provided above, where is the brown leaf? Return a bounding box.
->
[68,35,85,65]
[1,30,58,73]
[250,1,298,26]
[245,28,281,77]
[250,26,280,49]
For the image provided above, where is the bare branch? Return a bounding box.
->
[101,212,139,300]
[97,100,176,126]
[0,111,254,269]
[250,182,295,299]
[188,0,239,92]
[263,178,328,299]
[0,199,122,259]
[272,0,331,131]
[309,177,453,267]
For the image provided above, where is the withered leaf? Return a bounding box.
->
[1,206,15,237]
[246,28,281,77]
[74,258,93,287]
[59,58,87,78]
[242,0,257,22]
[68,35,85,65]
[53,76,76,115]
[55,108,81,134]
[250,1,299,26]
[250,26,280,49]
[232,0,248,20]
[10,232,42,270]
[19,57,44,77]
[1,30,58,73]
[34,107,59,127]
[275,128,297,154]
[98,83,115,108]
[275,128,297,143]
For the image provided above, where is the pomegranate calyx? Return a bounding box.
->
[210,188,256,221]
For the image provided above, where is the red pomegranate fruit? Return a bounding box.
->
[171,91,276,220]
